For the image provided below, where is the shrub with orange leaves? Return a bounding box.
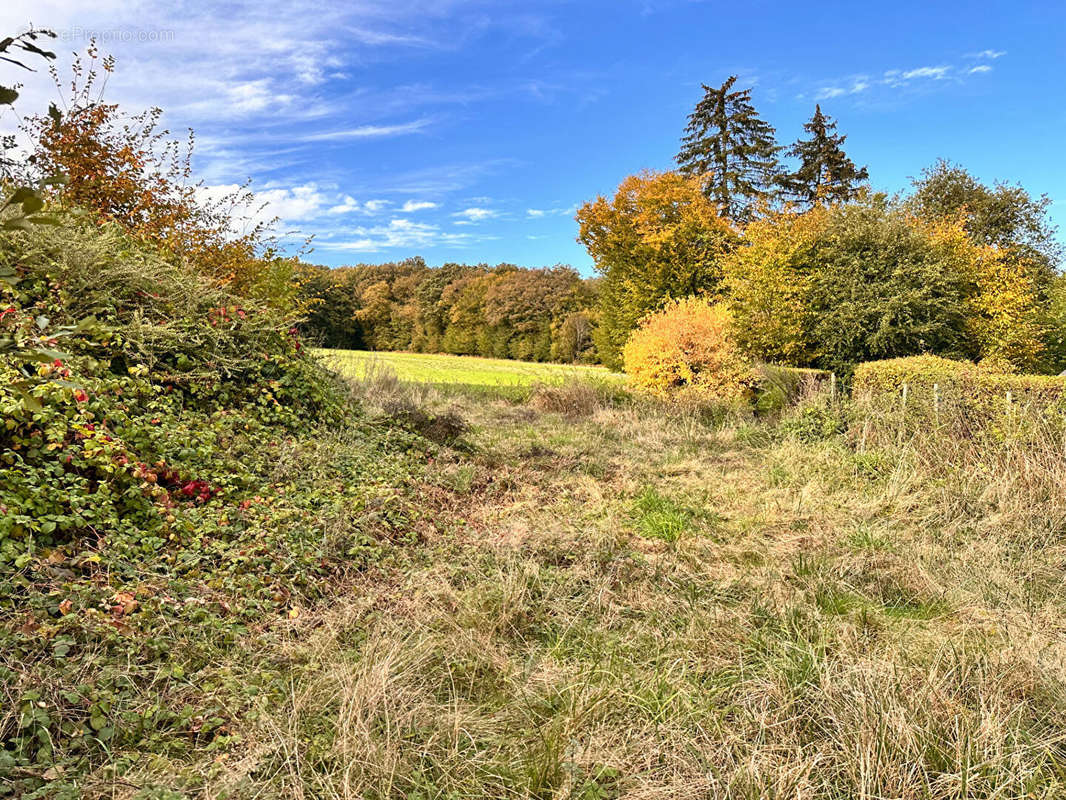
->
[622,296,753,402]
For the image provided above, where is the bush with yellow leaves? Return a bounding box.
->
[622,297,754,402]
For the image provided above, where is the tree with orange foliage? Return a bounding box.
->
[20,43,298,308]
[576,170,739,368]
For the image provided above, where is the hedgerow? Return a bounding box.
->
[852,354,1066,442]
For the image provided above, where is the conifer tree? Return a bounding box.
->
[781,105,868,207]
[676,75,781,221]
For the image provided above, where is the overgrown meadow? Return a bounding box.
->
[3,28,1066,800]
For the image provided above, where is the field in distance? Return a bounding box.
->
[316,349,623,395]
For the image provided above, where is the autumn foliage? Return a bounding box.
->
[622,297,752,402]
[576,170,739,368]
[22,46,297,308]
[723,198,1052,375]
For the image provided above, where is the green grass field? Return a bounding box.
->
[317,349,624,396]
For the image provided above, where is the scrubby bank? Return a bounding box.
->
[0,219,436,798]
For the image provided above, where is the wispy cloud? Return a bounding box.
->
[899,65,951,80]
[325,196,391,215]
[803,51,1002,104]
[198,182,334,228]
[402,200,439,212]
[314,218,497,253]
[300,119,431,142]
[453,207,498,223]
[814,78,870,100]
[526,205,576,219]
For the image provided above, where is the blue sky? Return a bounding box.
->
[3,1,1064,272]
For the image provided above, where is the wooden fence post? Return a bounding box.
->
[899,382,909,444]
[933,382,940,428]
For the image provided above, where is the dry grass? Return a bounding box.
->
[528,381,612,418]
[124,377,1066,798]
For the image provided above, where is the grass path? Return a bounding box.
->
[193,379,1066,798]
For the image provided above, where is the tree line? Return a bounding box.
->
[299,260,598,363]
[303,75,1062,376]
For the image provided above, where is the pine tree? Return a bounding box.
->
[781,105,868,207]
[676,76,782,221]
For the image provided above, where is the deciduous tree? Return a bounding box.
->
[576,170,738,368]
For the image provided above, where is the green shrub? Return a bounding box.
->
[851,354,1066,442]
[754,364,832,417]
[780,401,848,443]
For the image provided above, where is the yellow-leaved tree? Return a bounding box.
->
[722,197,1050,375]
[722,205,828,365]
[576,170,739,369]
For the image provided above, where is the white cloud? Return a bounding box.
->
[327,196,362,215]
[812,77,870,101]
[526,205,575,219]
[316,218,438,251]
[805,52,1002,105]
[197,182,331,230]
[452,206,497,222]
[880,63,969,89]
[301,119,431,142]
[327,196,390,215]
[225,80,294,113]
[401,200,438,212]
[256,184,332,220]
[815,86,847,99]
[900,65,951,80]
[314,218,496,253]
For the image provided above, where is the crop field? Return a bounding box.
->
[316,349,625,397]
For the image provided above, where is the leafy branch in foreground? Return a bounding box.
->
[1,27,57,174]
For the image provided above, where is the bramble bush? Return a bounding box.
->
[0,37,447,797]
[622,297,754,403]
[0,214,434,796]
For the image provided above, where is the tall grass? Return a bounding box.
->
[165,378,1066,799]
